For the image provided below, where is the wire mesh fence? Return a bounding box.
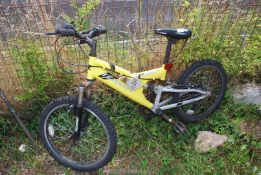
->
[0,0,260,111]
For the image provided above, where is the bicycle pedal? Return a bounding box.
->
[173,121,187,134]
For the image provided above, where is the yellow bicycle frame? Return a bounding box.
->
[87,56,168,109]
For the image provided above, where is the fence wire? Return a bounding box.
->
[0,0,260,110]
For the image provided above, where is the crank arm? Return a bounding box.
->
[160,113,187,133]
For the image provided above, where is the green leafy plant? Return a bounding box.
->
[161,1,261,82]
[63,0,101,30]
[11,41,73,105]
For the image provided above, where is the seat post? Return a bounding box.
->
[163,38,177,64]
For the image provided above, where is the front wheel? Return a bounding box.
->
[173,59,227,123]
[39,96,117,171]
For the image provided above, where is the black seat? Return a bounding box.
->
[155,28,192,39]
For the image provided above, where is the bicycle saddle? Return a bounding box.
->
[155,28,192,39]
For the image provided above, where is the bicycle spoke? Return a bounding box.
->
[46,104,110,164]
[180,66,222,117]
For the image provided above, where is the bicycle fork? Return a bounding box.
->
[74,81,93,141]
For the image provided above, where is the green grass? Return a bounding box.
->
[0,90,260,174]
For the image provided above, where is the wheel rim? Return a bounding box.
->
[179,66,223,117]
[44,104,110,166]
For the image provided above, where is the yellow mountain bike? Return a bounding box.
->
[40,24,227,171]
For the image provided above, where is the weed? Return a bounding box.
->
[63,0,101,31]
[169,2,261,82]
[1,90,260,174]
[10,41,73,110]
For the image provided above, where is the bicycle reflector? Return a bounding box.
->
[164,63,173,70]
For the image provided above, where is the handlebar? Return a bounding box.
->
[45,25,107,39]
[46,25,107,57]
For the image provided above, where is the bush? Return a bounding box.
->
[169,1,260,82]
[63,0,101,30]
[11,41,73,105]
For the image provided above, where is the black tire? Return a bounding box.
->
[173,59,227,123]
[39,96,117,171]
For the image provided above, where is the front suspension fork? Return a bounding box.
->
[75,81,93,138]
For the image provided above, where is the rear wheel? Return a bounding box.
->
[173,59,227,123]
[39,96,117,171]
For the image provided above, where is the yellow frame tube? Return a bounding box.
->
[87,56,167,109]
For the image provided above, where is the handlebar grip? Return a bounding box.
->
[45,32,56,36]
[98,28,107,34]
[56,29,77,36]
[90,26,107,38]
[95,26,107,35]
